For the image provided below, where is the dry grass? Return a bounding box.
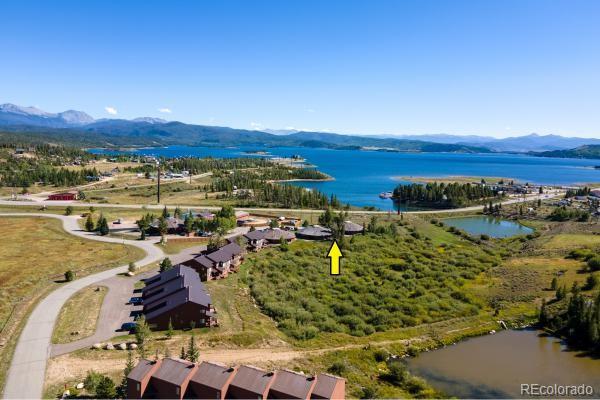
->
[541,233,600,251]
[52,286,108,345]
[0,216,145,392]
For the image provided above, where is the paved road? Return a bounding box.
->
[0,192,561,216]
[50,270,153,357]
[1,213,164,400]
[49,225,249,357]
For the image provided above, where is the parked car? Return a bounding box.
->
[120,322,137,332]
[129,297,143,305]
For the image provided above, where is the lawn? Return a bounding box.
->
[0,216,145,393]
[540,233,600,252]
[52,286,108,344]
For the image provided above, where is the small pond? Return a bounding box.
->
[407,329,600,398]
[442,216,534,238]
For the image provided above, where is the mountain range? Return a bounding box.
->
[1,103,599,154]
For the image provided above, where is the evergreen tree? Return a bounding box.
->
[97,214,109,236]
[187,335,199,362]
[135,315,151,357]
[117,350,135,398]
[159,258,173,273]
[166,318,174,339]
[162,206,169,218]
[180,346,187,360]
[184,214,194,236]
[95,376,116,399]
[158,216,168,238]
[85,214,95,232]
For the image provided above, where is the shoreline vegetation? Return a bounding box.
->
[393,175,517,185]
[392,182,505,209]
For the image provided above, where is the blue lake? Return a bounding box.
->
[442,216,534,238]
[89,146,600,209]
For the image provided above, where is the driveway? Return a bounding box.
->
[49,270,155,357]
[1,213,164,400]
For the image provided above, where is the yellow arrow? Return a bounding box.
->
[327,240,343,275]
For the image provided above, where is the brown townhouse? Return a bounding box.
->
[182,241,244,281]
[142,265,216,330]
[127,358,345,399]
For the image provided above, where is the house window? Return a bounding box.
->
[136,383,140,391]
[176,387,180,396]
[216,391,220,399]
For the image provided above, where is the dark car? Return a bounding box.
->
[129,297,143,305]
[121,322,137,332]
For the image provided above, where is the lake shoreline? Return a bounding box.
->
[393,175,519,184]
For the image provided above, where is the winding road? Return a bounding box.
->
[1,213,164,400]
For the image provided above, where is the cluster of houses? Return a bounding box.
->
[137,220,365,330]
[127,358,345,400]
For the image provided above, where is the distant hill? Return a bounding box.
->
[2,102,596,154]
[534,145,600,160]
[0,103,94,127]
[0,103,490,153]
[385,133,600,152]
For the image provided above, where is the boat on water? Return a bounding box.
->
[379,191,393,199]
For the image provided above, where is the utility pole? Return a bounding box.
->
[156,160,161,204]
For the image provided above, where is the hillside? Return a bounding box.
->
[534,145,600,160]
[0,103,490,152]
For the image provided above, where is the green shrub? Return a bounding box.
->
[373,348,389,362]
[64,270,75,282]
[588,257,600,272]
[328,361,347,375]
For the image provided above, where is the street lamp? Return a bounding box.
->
[156,160,161,204]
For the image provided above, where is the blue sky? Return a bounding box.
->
[1,0,599,138]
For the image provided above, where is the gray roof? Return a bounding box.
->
[297,226,332,239]
[152,358,196,386]
[228,365,275,395]
[204,242,243,263]
[190,362,235,390]
[344,221,363,234]
[311,373,344,398]
[244,229,267,241]
[143,265,196,293]
[127,358,158,382]
[189,255,215,269]
[151,216,184,230]
[143,266,212,320]
[263,229,296,242]
[269,369,315,399]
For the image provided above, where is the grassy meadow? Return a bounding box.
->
[52,286,108,344]
[0,216,144,393]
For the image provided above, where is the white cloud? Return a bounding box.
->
[250,122,264,130]
[158,108,172,114]
[306,108,316,113]
[104,106,118,115]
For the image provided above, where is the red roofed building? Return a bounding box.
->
[47,191,78,201]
